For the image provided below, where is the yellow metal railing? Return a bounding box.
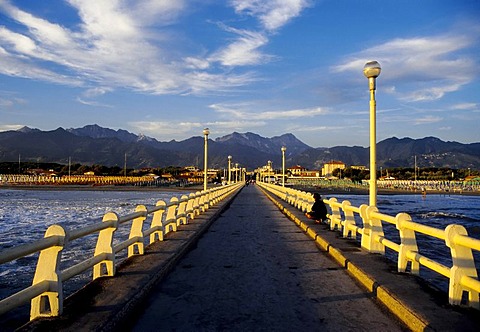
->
[0,183,243,321]
[258,182,480,310]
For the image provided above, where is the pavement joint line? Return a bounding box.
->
[258,186,429,332]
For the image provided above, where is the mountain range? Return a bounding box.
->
[0,124,478,170]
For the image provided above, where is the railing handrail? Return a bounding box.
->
[0,236,64,265]
[257,181,480,310]
[0,182,243,320]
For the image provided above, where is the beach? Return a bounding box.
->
[1,183,480,196]
[0,184,205,192]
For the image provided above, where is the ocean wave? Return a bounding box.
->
[418,211,480,223]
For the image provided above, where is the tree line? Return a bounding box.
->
[0,162,184,177]
[1,162,478,182]
[333,166,478,182]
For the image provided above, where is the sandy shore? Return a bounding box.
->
[0,184,205,192]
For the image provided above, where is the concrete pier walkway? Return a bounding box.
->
[130,185,404,331]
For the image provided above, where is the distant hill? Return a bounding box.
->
[215,132,310,157]
[293,137,480,169]
[66,124,140,143]
[0,125,478,170]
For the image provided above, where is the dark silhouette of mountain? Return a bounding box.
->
[292,137,480,169]
[18,126,41,134]
[377,137,480,169]
[215,132,310,157]
[66,124,142,143]
[0,125,478,170]
[0,127,179,168]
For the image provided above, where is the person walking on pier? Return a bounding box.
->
[306,193,328,223]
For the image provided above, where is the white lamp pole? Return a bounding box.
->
[281,146,286,187]
[363,61,381,207]
[203,128,210,191]
[235,163,239,182]
[228,155,232,184]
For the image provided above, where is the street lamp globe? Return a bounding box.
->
[363,61,381,78]
[203,128,210,136]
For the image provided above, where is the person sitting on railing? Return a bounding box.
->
[305,193,328,223]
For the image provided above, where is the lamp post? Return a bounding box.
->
[228,155,232,184]
[203,128,210,191]
[414,155,417,183]
[124,153,127,177]
[267,160,272,183]
[281,146,287,187]
[363,60,381,207]
[235,163,239,183]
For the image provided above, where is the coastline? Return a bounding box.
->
[292,185,480,196]
[0,184,205,193]
[1,183,479,196]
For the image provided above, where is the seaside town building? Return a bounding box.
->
[322,160,346,178]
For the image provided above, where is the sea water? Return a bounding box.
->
[330,192,480,291]
[1,189,479,299]
[0,189,176,299]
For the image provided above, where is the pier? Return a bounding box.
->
[1,184,480,331]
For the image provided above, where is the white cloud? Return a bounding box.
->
[414,115,442,125]
[121,0,185,25]
[83,87,113,98]
[333,32,478,102]
[76,97,113,108]
[210,27,270,66]
[0,46,82,85]
[1,2,73,50]
[210,103,328,120]
[451,103,478,111]
[0,1,270,97]
[206,0,310,72]
[207,120,266,130]
[183,71,257,95]
[287,125,333,132]
[231,0,310,31]
[129,121,203,138]
[129,119,266,140]
[0,27,37,54]
[183,57,210,70]
[258,107,327,119]
[402,82,463,102]
[0,124,23,131]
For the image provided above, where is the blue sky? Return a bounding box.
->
[0,0,479,148]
